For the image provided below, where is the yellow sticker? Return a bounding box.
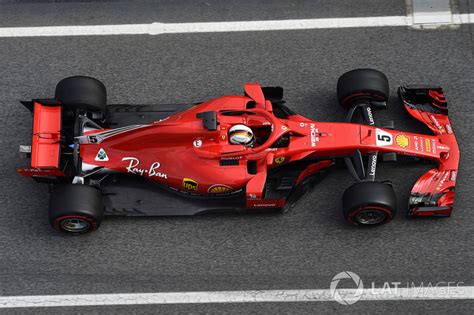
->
[182,178,198,191]
[425,139,431,152]
[395,134,409,148]
[208,185,232,194]
[274,156,286,164]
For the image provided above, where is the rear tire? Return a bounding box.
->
[49,184,104,234]
[55,76,107,114]
[337,69,389,107]
[342,181,396,226]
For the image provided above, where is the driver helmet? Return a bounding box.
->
[229,124,254,146]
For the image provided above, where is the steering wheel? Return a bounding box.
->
[222,108,287,157]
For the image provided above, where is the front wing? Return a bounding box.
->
[399,86,460,217]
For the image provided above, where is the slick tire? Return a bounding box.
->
[337,69,389,107]
[55,76,107,114]
[49,184,104,234]
[342,181,396,226]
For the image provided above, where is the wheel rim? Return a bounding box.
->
[354,209,386,225]
[60,217,91,233]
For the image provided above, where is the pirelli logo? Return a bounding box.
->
[182,178,198,192]
[425,139,431,152]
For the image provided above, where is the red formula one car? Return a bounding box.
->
[16,69,459,234]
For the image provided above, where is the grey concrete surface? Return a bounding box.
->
[459,0,474,13]
[0,1,473,314]
[1,299,473,315]
[0,0,407,26]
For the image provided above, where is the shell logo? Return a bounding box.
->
[208,184,233,194]
[395,134,409,148]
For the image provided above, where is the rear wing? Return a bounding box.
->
[16,100,65,177]
[399,86,459,217]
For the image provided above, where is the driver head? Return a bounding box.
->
[229,124,254,146]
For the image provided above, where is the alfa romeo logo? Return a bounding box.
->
[94,148,109,161]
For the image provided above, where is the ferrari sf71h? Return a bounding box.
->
[16,69,459,234]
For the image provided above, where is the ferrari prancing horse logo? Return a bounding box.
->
[274,156,286,164]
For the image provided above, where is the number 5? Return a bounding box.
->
[377,135,391,142]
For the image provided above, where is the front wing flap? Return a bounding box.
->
[399,86,459,217]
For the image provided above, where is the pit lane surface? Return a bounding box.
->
[0,0,473,313]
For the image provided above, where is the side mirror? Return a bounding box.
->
[244,83,265,108]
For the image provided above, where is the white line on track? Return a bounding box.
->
[0,286,472,308]
[0,14,472,38]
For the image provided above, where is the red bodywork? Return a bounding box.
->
[18,83,460,215]
[17,101,65,177]
[400,89,459,216]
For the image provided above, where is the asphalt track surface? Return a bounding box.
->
[0,0,473,313]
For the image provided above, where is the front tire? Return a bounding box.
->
[49,184,104,234]
[342,181,397,226]
[337,69,389,107]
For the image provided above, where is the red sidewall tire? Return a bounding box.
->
[49,184,104,234]
[53,215,98,233]
[342,181,397,227]
[346,205,394,226]
[340,92,386,108]
[337,68,389,107]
